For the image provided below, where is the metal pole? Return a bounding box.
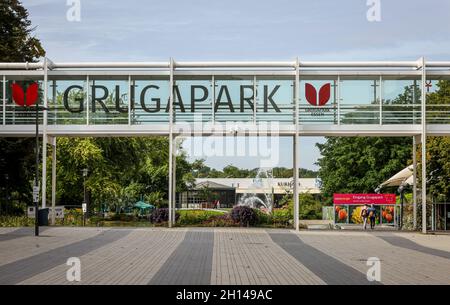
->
[128,75,131,125]
[86,75,89,125]
[168,58,174,228]
[51,136,57,225]
[337,75,341,125]
[172,137,177,224]
[2,75,5,125]
[253,75,257,124]
[83,173,86,226]
[211,75,215,123]
[420,57,427,234]
[294,57,300,231]
[379,76,383,125]
[34,87,39,236]
[42,58,48,208]
[413,136,417,229]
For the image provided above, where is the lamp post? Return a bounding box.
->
[82,168,88,226]
[33,94,48,237]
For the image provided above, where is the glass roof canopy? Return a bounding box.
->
[1,58,450,137]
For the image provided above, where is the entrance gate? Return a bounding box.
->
[1,58,450,232]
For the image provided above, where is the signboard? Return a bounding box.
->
[82,203,87,213]
[333,193,396,205]
[27,207,64,219]
[32,186,39,203]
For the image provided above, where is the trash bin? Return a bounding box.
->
[38,208,49,226]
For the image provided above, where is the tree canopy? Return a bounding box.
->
[0,0,45,214]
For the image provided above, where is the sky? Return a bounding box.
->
[22,0,450,171]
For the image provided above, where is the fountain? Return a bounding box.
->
[237,167,274,213]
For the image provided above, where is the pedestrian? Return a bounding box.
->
[360,204,369,230]
[368,204,377,230]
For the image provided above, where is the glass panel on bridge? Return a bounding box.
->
[48,78,87,125]
[88,78,129,125]
[132,78,169,124]
[382,77,421,125]
[256,77,294,124]
[174,77,212,123]
[426,77,450,124]
[340,77,380,125]
[214,77,254,123]
[5,76,44,125]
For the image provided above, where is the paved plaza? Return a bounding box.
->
[0,227,449,285]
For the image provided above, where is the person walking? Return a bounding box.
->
[367,204,377,230]
[360,204,369,230]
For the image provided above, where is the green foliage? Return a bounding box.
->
[52,137,194,214]
[0,216,34,227]
[422,81,450,200]
[272,209,292,226]
[317,137,412,204]
[0,0,46,62]
[0,1,46,215]
[191,160,317,178]
[177,209,225,226]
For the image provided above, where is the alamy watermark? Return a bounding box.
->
[66,0,81,22]
[366,257,381,282]
[176,114,281,168]
[366,0,381,22]
[66,257,81,282]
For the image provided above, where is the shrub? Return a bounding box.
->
[110,213,136,222]
[272,208,292,226]
[202,214,236,227]
[149,208,179,224]
[0,216,34,227]
[230,206,258,226]
[254,209,272,225]
[177,209,224,226]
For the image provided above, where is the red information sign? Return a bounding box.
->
[333,193,396,205]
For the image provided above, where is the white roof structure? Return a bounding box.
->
[195,178,321,194]
[380,165,414,187]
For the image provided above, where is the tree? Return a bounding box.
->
[0,0,45,62]
[420,80,450,201]
[51,137,195,213]
[317,136,412,204]
[0,0,45,214]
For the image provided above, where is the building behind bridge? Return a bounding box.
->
[177,178,321,209]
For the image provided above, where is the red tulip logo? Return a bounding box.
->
[305,83,331,106]
[11,82,39,107]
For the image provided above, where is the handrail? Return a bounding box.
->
[1,59,450,70]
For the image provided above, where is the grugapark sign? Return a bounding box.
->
[11,82,332,115]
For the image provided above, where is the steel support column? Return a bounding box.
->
[51,136,57,225]
[420,57,427,234]
[42,58,48,208]
[412,135,418,230]
[168,58,174,228]
[172,136,177,224]
[294,58,300,231]
[2,75,5,125]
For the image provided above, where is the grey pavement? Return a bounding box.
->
[0,227,449,285]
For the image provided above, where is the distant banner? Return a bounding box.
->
[333,193,396,205]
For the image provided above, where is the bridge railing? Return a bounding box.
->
[1,60,450,128]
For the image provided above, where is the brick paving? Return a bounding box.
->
[0,227,449,285]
